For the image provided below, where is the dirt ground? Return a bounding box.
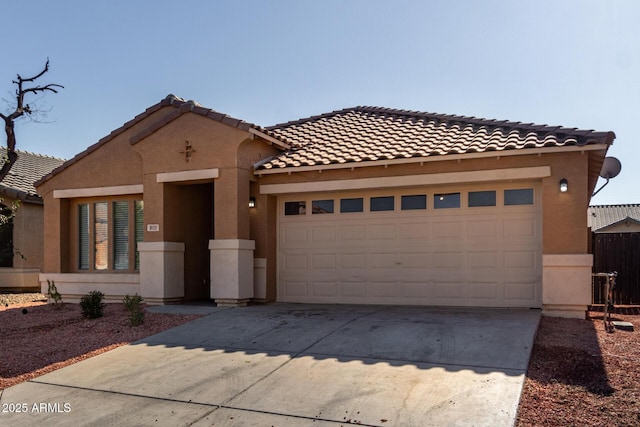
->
[2,294,639,425]
[0,294,202,391]
[517,310,640,426]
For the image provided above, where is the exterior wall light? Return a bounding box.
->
[559,178,568,193]
[249,197,256,208]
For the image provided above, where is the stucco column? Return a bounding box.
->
[542,254,593,318]
[138,241,185,304]
[210,239,255,306]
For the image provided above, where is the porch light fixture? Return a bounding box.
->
[249,197,256,208]
[559,178,568,193]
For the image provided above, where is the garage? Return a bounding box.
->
[278,182,542,308]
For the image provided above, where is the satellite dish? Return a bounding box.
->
[593,156,622,196]
[600,157,622,179]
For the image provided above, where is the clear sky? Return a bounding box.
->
[1,0,638,205]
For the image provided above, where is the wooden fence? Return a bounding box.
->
[592,232,640,305]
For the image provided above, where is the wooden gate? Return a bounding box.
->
[592,232,640,305]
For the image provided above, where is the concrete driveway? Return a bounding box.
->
[0,304,539,426]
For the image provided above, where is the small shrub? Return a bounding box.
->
[123,293,145,326]
[47,280,64,309]
[80,290,105,319]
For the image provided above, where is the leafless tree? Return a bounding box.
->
[0,59,63,182]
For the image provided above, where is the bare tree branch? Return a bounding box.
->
[0,59,63,182]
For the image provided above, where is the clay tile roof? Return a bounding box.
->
[258,106,615,170]
[588,204,640,231]
[0,148,66,202]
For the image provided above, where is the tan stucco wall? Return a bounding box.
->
[0,198,45,290]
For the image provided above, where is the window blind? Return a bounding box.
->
[134,200,144,270]
[94,202,108,270]
[78,204,89,270]
[113,201,129,270]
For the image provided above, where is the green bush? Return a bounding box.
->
[80,290,105,319]
[47,280,64,309]
[123,293,145,326]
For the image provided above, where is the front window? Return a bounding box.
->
[77,199,143,272]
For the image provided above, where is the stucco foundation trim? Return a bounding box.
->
[156,168,219,183]
[38,273,140,303]
[53,184,143,199]
[542,254,593,319]
[260,166,551,194]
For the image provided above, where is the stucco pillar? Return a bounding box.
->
[138,241,185,304]
[542,254,593,318]
[209,239,255,306]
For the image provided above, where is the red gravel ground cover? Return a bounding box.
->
[0,300,202,391]
[517,311,640,426]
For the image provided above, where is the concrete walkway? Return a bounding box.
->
[0,304,540,426]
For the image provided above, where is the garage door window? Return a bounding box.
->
[370,196,394,212]
[504,189,534,206]
[434,193,461,209]
[312,200,334,214]
[401,195,427,210]
[340,198,364,213]
[468,190,496,207]
[285,201,306,215]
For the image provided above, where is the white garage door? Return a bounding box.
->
[278,183,542,308]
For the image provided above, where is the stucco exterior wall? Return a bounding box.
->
[0,198,44,290]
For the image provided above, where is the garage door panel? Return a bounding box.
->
[282,281,308,297]
[398,252,430,268]
[432,221,464,239]
[341,253,367,268]
[340,281,367,297]
[283,253,308,269]
[312,281,338,297]
[369,252,398,269]
[398,223,429,239]
[468,282,499,300]
[433,282,465,299]
[433,251,465,268]
[340,225,366,241]
[367,224,397,240]
[504,281,538,301]
[311,226,336,242]
[468,251,499,268]
[312,254,336,269]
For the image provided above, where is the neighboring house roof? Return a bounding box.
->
[0,147,65,203]
[258,106,615,170]
[588,204,640,232]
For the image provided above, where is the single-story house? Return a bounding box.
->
[589,204,640,304]
[35,95,615,318]
[0,147,65,291]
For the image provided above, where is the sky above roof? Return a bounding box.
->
[1,0,637,205]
